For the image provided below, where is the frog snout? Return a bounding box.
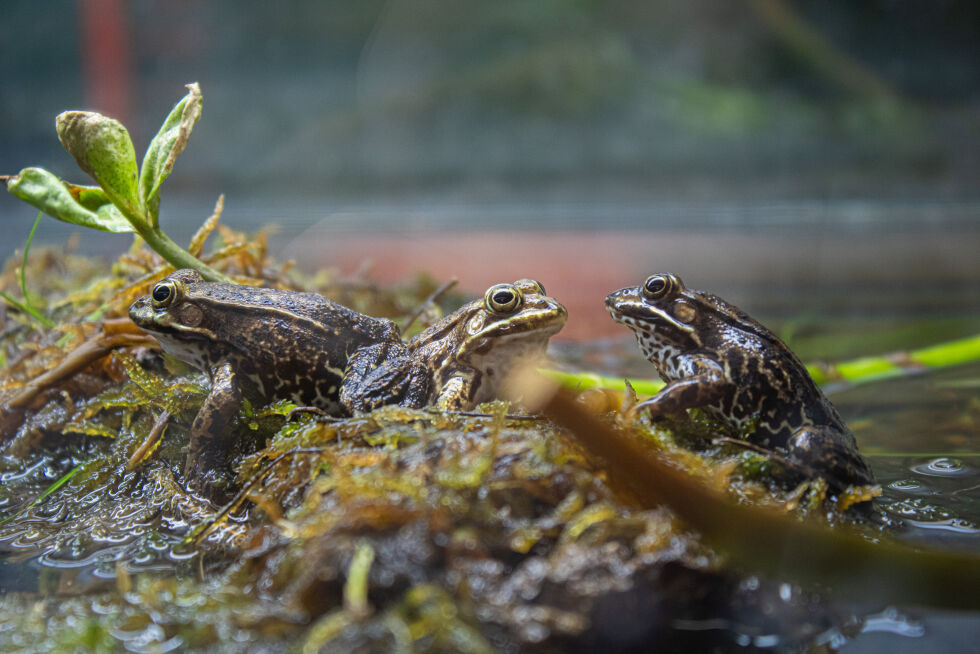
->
[604,287,634,310]
[128,297,154,326]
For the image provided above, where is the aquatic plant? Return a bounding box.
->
[2,83,233,285]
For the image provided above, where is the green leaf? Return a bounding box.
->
[6,167,135,233]
[139,82,203,226]
[55,110,142,221]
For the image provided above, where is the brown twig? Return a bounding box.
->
[402,277,458,333]
[127,410,171,471]
[4,331,156,411]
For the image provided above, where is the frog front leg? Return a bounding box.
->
[434,369,477,411]
[632,356,728,419]
[340,342,432,413]
[185,359,241,485]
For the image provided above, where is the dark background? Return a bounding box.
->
[1,0,978,338]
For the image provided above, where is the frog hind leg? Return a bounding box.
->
[786,425,876,492]
[632,357,727,419]
[185,359,241,488]
[340,342,432,413]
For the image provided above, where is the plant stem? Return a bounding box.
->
[0,290,56,326]
[131,221,234,284]
[19,211,42,304]
[545,333,980,397]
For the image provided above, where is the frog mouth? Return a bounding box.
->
[488,304,567,337]
[128,297,216,341]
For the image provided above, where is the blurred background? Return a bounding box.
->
[2,4,980,649]
[1,0,978,340]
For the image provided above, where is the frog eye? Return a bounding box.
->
[642,274,674,300]
[151,280,181,308]
[484,284,523,314]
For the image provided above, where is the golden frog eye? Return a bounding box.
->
[484,284,523,314]
[151,280,180,308]
[642,274,674,300]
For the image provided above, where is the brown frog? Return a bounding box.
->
[130,271,566,483]
[340,279,567,411]
[129,269,429,481]
[605,273,875,492]
[409,279,567,410]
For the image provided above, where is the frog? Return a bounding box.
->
[129,269,430,483]
[605,273,875,492]
[406,278,567,410]
[130,271,566,484]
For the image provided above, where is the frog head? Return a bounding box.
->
[411,279,567,401]
[128,269,225,371]
[605,273,711,358]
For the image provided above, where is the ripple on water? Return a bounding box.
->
[910,457,974,478]
[888,479,940,495]
[904,518,980,534]
[860,607,926,638]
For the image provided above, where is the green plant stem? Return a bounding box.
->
[0,211,57,327]
[545,333,980,396]
[344,540,375,617]
[0,463,82,525]
[19,211,43,306]
[0,290,54,326]
[129,219,234,284]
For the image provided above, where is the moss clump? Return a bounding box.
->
[0,229,862,652]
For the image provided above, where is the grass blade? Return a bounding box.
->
[0,463,83,525]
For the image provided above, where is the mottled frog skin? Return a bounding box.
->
[130,269,428,480]
[130,271,566,482]
[605,273,874,491]
[410,279,567,410]
[340,279,567,411]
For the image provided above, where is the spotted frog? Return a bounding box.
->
[605,273,874,491]
[130,271,566,481]
[339,279,567,411]
[408,279,567,410]
[130,269,430,480]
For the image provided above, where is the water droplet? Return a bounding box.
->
[889,479,924,492]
